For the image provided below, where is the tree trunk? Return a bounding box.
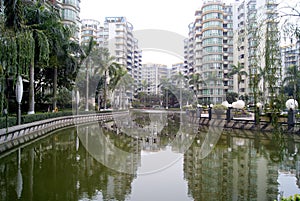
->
[52,66,58,111]
[104,71,107,110]
[85,61,89,111]
[28,62,35,114]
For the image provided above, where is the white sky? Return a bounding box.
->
[80,0,299,66]
[80,0,206,66]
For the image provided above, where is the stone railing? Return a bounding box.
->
[0,111,127,154]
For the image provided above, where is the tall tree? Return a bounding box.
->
[80,38,96,111]
[188,73,205,103]
[1,0,49,115]
[284,65,300,103]
[229,62,248,98]
[94,48,120,109]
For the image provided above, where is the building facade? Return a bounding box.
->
[103,17,142,78]
[171,62,187,77]
[141,63,170,95]
[185,0,234,104]
[48,0,81,41]
[281,42,300,81]
[185,0,282,104]
[81,19,102,46]
[80,17,143,94]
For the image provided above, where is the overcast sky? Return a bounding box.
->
[80,0,299,66]
[80,0,204,37]
[80,0,208,66]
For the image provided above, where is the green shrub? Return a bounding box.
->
[0,116,17,129]
[0,110,112,129]
[213,104,227,110]
[278,194,300,201]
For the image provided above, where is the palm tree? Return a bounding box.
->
[110,71,133,109]
[158,78,171,109]
[94,48,120,109]
[188,73,205,103]
[171,72,187,109]
[1,0,50,115]
[109,65,128,92]
[80,38,96,111]
[229,62,248,98]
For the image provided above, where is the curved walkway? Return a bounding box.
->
[0,111,127,154]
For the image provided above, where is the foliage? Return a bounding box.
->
[226,92,238,104]
[213,104,227,110]
[278,194,300,201]
[229,62,248,96]
[283,65,300,104]
[57,87,72,109]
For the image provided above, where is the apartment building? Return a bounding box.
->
[281,42,300,81]
[80,17,142,89]
[185,0,282,104]
[48,0,81,41]
[185,0,234,104]
[236,0,281,102]
[81,19,103,46]
[141,63,170,95]
[104,17,142,78]
[171,62,187,77]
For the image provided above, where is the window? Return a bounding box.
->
[203,13,223,21]
[63,9,76,22]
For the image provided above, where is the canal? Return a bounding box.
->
[0,111,299,201]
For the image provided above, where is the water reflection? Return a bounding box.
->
[185,128,300,201]
[0,112,299,201]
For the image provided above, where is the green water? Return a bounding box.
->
[0,112,299,201]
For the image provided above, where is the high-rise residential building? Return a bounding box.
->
[184,22,195,77]
[281,42,300,81]
[48,0,81,41]
[185,0,234,104]
[171,62,187,77]
[185,0,281,104]
[233,0,248,96]
[235,0,281,102]
[80,17,143,93]
[81,19,103,46]
[141,63,170,95]
[103,17,142,78]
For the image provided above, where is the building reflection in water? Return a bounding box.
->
[0,112,300,201]
[184,127,300,201]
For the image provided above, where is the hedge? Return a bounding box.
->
[0,110,112,129]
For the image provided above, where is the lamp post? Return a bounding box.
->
[16,76,23,125]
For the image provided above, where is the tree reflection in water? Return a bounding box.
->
[0,112,300,201]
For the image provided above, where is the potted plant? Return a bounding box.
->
[213,104,227,116]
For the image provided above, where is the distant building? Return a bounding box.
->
[141,63,170,95]
[103,17,142,79]
[281,42,300,81]
[171,62,187,77]
[80,17,143,92]
[81,19,102,46]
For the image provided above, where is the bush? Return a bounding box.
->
[278,194,300,201]
[0,110,113,129]
[0,116,17,129]
[213,104,227,110]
